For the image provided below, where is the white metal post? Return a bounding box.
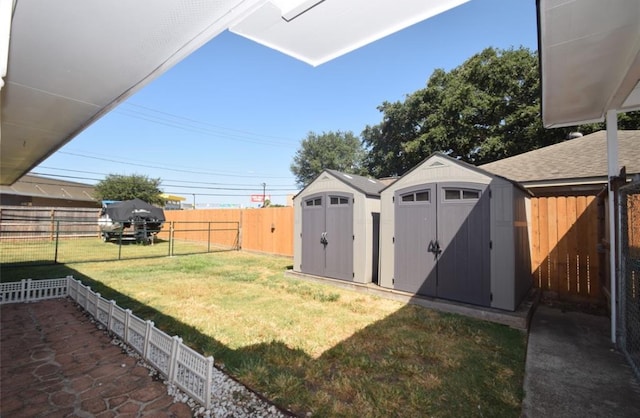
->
[606,110,619,344]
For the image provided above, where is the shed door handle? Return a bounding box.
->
[428,240,442,256]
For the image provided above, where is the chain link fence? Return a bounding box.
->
[0,219,240,266]
[620,180,640,381]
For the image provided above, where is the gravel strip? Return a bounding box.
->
[82,304,291,417]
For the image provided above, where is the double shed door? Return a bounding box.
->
[301,192,354,281]
[394,182,490,306]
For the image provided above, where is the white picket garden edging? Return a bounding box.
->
[0,276,214,409]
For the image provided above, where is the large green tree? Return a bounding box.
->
[290,131,367,187]
[362,47,640,178]
[94,174,165,206]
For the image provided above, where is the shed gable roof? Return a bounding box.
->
[479,130,640,184]
[380,152,520,194]
[324,170,387,197]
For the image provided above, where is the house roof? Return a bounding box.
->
[0,174,97,202]
[324,170,388,197]
[479,130,640,185]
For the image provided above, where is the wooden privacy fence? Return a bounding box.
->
[164,207,294,257]
[0,206,99,221]
[530,195,603,300]
[0,206,100,239]
[0,205,294,257]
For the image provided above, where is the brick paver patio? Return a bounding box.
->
[0,298,193,417]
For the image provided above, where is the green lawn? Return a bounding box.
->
[1,252,526,417]
[0,236,231,265]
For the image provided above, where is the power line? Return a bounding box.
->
[160,191,293,197]
[56,151,293,179]
[114,103,299,148]
[121,102,299,144]
[161,183,296,192]
[29,173,102,183]
[29,172,298,192]
[18,177,294,197]
[36,166,298,187]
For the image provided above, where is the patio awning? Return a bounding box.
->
[538,0,640,128]
[0,0,468,186]
[229,0,469,66]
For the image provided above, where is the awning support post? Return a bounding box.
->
[606,110,619,344]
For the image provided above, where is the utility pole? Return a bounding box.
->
[192,193,196,210]
[261,182,266,207]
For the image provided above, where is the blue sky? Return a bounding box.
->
[34,0,539,207]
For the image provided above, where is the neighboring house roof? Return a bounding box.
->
[160,193,186,202]
[479,130,640,186]
[0,174,97,202]
[324,170,388,197]
[377,176,399,186]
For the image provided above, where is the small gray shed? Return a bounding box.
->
[379,153,531,311]
[293,170,387,283]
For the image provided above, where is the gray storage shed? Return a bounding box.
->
[379,153,531,311]
[293,170,387,284]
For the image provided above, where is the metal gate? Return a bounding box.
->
[620,180,640,381]
[301,192,354,281]
[394,182,490,306]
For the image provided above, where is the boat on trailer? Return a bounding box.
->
[98,198,165,244]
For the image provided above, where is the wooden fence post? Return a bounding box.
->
[239,209,243,250]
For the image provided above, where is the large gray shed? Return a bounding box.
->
[293,170,387,284]
[379,153,531,311]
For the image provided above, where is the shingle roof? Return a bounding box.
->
[0,174,97,202]
[325,169,387,197]
[479,130,640,183]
